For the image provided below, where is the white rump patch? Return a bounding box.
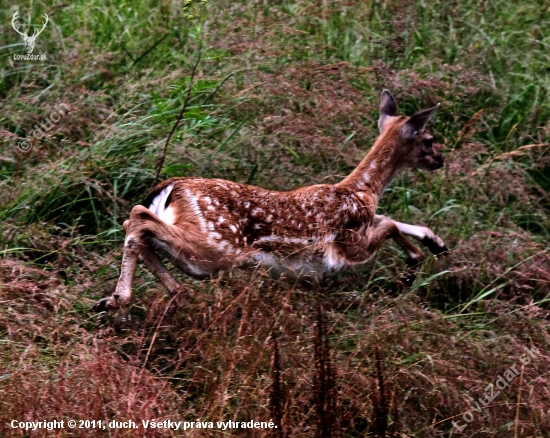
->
[148,184,176,226]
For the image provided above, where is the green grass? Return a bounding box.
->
[0,0,549,436]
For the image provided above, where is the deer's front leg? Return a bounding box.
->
[370,217,427,286]
[378,216,448,256]
[340,217,426,286]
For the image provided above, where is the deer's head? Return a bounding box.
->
[378,90,444,171]
[12,11,49,54]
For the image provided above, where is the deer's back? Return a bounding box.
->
[143,177,374,278]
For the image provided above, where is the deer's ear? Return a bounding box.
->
[378,89,397,133]
[400,103,440,140]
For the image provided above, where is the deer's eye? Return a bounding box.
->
[423,138,433,147]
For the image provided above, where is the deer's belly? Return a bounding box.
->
[248,243,348,281]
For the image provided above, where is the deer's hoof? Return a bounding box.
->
[90,297,117,312]
[402,272,416,287]
[403,258,421,287]
[421,237,448,257]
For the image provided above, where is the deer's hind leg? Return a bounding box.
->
[92,220,142,311]
[91,205,202,312]
[139,247,185,296]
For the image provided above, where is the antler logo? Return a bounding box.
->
[12,11,49,54]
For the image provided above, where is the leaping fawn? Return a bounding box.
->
[92,90,448,311]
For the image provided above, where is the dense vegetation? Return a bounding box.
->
[1,0,549,436]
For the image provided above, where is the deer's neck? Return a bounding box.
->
[338,134,405,203]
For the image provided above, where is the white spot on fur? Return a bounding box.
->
[184,188,206,232]
[207,231,222,247]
